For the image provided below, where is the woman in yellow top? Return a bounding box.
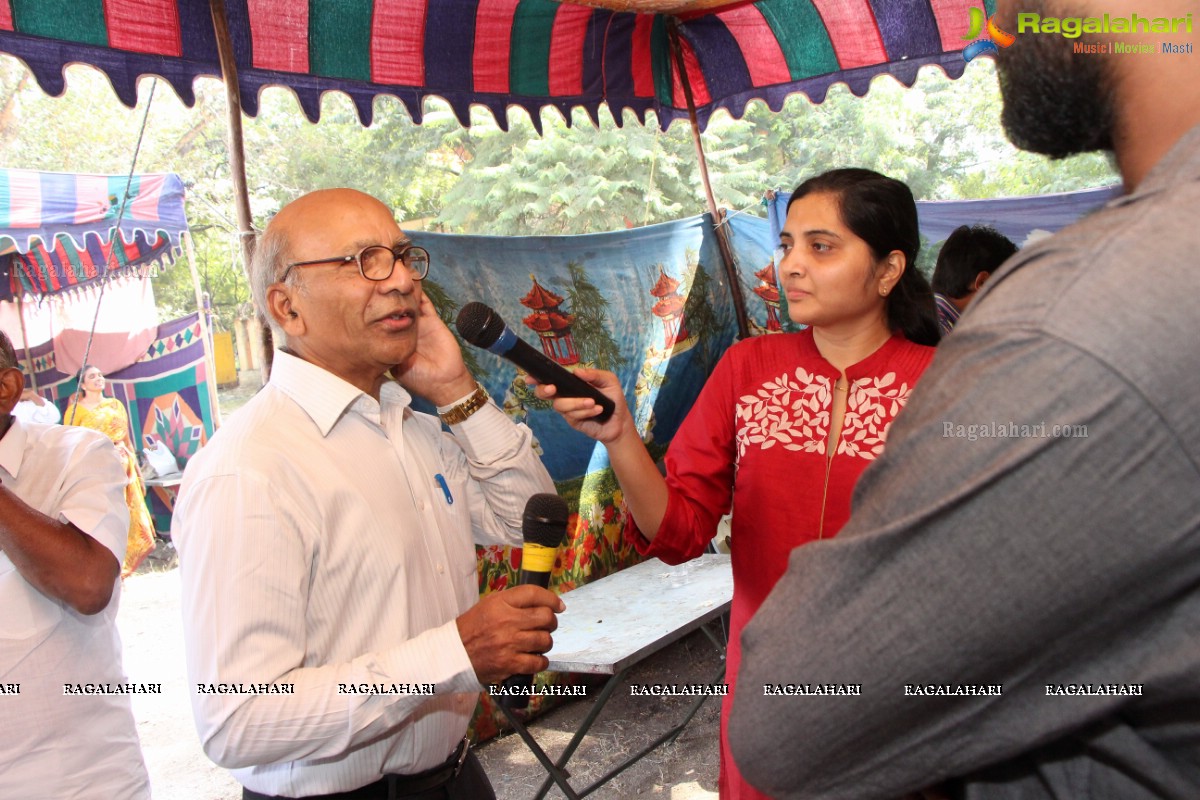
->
[65,364,156,577]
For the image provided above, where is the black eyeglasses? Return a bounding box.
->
[280,244,431,283]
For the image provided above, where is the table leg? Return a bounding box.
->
[498,702,584,800]
[526,669,628,800]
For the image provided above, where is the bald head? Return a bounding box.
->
[251,189,399,342]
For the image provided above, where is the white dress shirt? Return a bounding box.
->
[13,398,62,425]
[172,350,554,796]
[0,419,150,799]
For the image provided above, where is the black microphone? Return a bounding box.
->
[455,302,615,423]
[498,493,570,709]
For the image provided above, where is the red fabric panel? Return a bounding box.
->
[129,174,163,223]
[671,35,709,108]
[720,3,789,88]
[810,0,886,70]
[371,0,427,85]
[0,1,14,31]
[102,0,181,56]
[473,0,520,94]
[547,3,590,97]
[74,174,111,225]
[631,13,654,98]
[928,0,976,51]
[7,169,40,228]
[247,0,309,73]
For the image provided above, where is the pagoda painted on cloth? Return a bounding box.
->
[520,274,578,366]
[752,262,783,332]
[649,266,689,348]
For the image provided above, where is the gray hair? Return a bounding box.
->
[0,329,16,371]
[249,224,292,346]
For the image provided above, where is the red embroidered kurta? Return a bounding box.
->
[629,328,935,799]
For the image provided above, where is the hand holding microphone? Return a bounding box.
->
[454,494,568,688]
[455,302,616,424]
[498,493,570,709]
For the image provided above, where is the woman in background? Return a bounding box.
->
[536,168,939,799]
[66,364,156,577]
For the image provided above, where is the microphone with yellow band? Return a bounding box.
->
[498,493,570,709]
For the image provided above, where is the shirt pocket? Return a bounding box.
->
[0,555,64,639]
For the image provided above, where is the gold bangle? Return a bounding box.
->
[438,384,490,426]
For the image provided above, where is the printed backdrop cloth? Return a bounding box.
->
[408,212,776,737]
[0,0,993,131]
[16,311,217,534]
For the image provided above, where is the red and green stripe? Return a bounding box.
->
[10,0,180,55]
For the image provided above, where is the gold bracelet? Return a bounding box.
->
[438,384,490,426]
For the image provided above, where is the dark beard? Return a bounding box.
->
[994,6,1117,158]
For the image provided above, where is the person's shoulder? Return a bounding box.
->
[724,330,813,360]
[891,336,937,373]
[185,385,304,476]
[28,419,110,451]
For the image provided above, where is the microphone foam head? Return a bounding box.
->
[456,302,507,348]
[522,493,570,549]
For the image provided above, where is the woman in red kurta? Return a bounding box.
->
[538,169,939,799]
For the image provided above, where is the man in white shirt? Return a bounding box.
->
[0,329,151,799]
[13,385,63,425]
[173,189,562,800]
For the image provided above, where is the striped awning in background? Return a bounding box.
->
[0,0,996,131]
[0,169,189,298]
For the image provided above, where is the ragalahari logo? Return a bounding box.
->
[962,6,1017,62]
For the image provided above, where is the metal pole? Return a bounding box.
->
[15,294,38,391]
[182,231,222,428]
[667,18,751,340]
[208,0,270,382]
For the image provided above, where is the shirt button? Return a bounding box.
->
[437,563,444,573]
[419,501,428,512]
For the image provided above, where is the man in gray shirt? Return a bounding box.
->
[729,1,1200,797]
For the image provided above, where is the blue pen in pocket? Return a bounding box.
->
[434,473,454,505]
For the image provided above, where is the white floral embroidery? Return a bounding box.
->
[734,368,913,462]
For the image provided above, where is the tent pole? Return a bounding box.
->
[183,231,222,429]
[15,295,38,392]
[667,19,751,340]
[208,0,269,382]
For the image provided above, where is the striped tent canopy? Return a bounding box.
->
[0,169,189,299]
[0,0,996,132]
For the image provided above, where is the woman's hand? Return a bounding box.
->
[530,367,633,445]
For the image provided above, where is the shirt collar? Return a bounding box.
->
[270,350,413,437]
[0,416,28,480]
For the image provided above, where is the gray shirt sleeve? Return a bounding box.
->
[728,323,1200,799]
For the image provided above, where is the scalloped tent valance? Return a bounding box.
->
[0,0,993,133]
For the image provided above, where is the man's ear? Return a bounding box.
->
[973,271,992,292]
[266,283,307,338]
[0,368,25,416]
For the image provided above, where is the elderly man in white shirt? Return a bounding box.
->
[13,386,63,425]
[0,329,151,799]
[173,188,562,800]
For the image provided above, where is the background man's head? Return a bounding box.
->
[0,329,26,418]
[932,225,1017,308]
